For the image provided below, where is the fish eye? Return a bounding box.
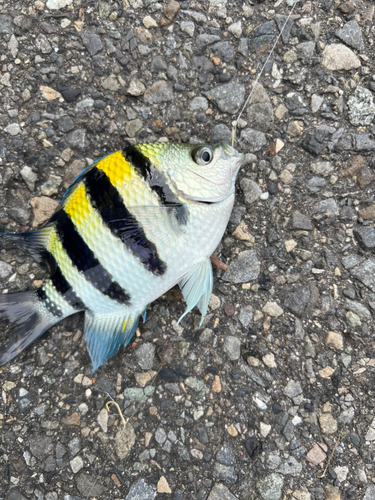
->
[192,146,214,166]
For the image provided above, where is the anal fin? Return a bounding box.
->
[84,311,141,372]
[178,258,213,326]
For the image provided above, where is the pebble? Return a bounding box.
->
[81,33,103,56]
[4,123,21,136]
[347,86,375,126]
[46,0,72,8]
[257,473,284,500]
[223,336,241,360]
[208,484,238,500]
[213,462,237,484]
[30,197,59,227]
[285,285,311,317]
[144,80,174,103]
[222,250,260,284]
[181,21,195,37]
[325,331,343,350]
[321,43,361,71]
[319,413,338,434]
[0,261,12,279]
[262,301,283,318]
[240,178,262,204]
[202,82,245,114]
[239,128,267,152]
[115,424,136,460]
[306,443,327,465]
[284,380,303,399]
[135,342,155,370]
[228,21,242,38]
[157,476,171,493]
[277,456,302,476]
[291,211,312,231]
[335,20,364,51]
[325,485,340,500]
[346,311,361,328]
[70,456,84,474]
[239,305,254,327]
[76,473,106,497]
[125,479,156,500]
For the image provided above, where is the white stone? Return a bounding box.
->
[46,0,72,9]
[5,123,21,136]
[262,301,284,318]
[322,44,361,71]
[97,407,108,433]
[262,353,277,368]
[181,21,195,37]
[260,422,271,437]
[70,455,84,473]
[228,21,242,38]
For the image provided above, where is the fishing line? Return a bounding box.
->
[231,0,299,147]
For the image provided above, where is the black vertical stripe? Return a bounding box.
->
[84,166,167,276]
[50,210,131,305]
[122,144,185,210]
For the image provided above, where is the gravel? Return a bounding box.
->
[1,1,375,499]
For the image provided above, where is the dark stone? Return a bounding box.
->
[7,208,30,225]
[8,491,27,500]
[301,135,323,156]
[81,33,103,56]
[306,177,326,193]
[285,285,311,317]
[250,21,274,53]
[76,473,106,497]
[198,427,209,444]
[321,0,334,10]
[244,437,261,458]
[192,56,214,73]
[216,446,234,466]
[283,420,295,441]
[65,129,89,149]
[29,435,54,460]
[268,182,278,195]
[213,463,237,484]
[357,167,374,189]
[158,365,189,381]
[353,227,375,250]
[211,41,234,63]
[275,14,293,43]
[58,116,75,133]
[210,124,232,144]
[291,211,312,231]
[57,85,81,102]
[0,14,12,34]
[335,20,364,51]
[343,287,356,299]
[238,38,249,57]
[151,55,168,72]
[354,134,375,151]
[196,34,221,52]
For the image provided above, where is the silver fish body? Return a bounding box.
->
[0,141,244,371]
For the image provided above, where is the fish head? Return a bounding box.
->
[139,142,244,204]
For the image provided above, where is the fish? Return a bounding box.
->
[0,141,244,372]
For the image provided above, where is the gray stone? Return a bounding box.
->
[296,41,315,60]
[151,55,168,72]
[192,55,214,73]
[35,34,52,54]
[335,20,364,51]
[127,79,146,96]
[190,97,208,112]
[285,285,311,317]
[213,463,237,484]
[144,81,174,104]
[354,134,375,151]
[41,175,61,196]
[211,41,234,63]
[342,254,364,270]
[306,177,326,193]
[216,446,234,466]
[275,14,293,43]
[58,116,75,133]
[0,261,12,279]
[101,75,120,91]
[311,160,334,177]
[322,43,361,71]
[4,123,21,136]
[75,98,94,113]
[185,377,208,396]
[277,456,302,476]
[8,208,30,225]
[0,14,12,34]
[125,479,156,500]
[311,198,339,222]
[348,87,375,126]
[29,435,53,460]
[210,124,232,144]
[291,211,312,231]
[135,342,155,370]
[357,167,374,189]
[345,299,371,319]
[115,424,135,460]
[76,473,106,497]
[283,380,303,399]
[198,427,209,444]
[239,128,267,152]
[349,258,375,292]
[238,38,249,57]
[223,336,241,360]
[353,227,375,250]
[203,82,245,114]
[363,484,375,500]
[66,129,89,149]
[282,420,295,441]
[81,33,103,56]
[181,21,195,37]
[250,21,274,53]
[223,250,260,284]
[257,473,284,500]
[177,445,190,461]
[239,305,254,327]
[125,119,143,138]
[20,166,38,191]
[155,427,167,444]
[196,34,221,52]
[207,484,238,500]
[68,437,81,456]
[8,491,27,500]
[246,83,274,133]
[124,388,147,403]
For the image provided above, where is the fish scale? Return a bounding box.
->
[0,142,244,371]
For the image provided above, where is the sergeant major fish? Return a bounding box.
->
[0,142,244,371]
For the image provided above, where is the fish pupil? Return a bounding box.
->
[202,151,210,162]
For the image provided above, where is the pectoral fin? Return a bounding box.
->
[178,258,213,326]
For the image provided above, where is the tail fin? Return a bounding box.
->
[1,227,52,264]
[0,291,60,365]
